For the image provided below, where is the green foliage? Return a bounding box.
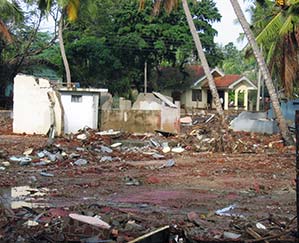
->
[59,0,222,96]
[249,0,299,97]
[0,0,223,99]
[220,42,256,81]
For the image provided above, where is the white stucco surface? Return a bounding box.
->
[60,91,99,133]
[13,74,62,135]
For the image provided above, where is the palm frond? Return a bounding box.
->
[279,15,294,35]
[256,12,283,45]
[266,42,278,63]
[66,0,80,21]
[0,0,23,22]
[289,0,299,5]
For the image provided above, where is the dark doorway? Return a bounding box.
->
[207,90,224,109]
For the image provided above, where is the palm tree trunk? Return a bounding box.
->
[58,16,71,85]
[0,19,12,43]
[181,0,224,121]
[230,0,293,145]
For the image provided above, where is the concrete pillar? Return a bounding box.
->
[234,90,239,110]
[224,91,229,110]
[244,89,248,110]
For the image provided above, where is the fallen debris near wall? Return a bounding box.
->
[0,114,297,242]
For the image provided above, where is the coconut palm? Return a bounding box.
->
[140,0,224,120]
[230,0,293,145]
[37,0,81,85]
[252,0,299,97]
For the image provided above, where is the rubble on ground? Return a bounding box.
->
[0,112,297,242]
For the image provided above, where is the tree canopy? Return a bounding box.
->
[248,0,299,97]
[56,0,223,95]
[1,0,222,98]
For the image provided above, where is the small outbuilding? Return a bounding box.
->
[13,74,108,135]
[58,87,107,134]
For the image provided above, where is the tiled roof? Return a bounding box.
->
[203,74,242,89]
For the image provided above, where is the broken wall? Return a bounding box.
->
[101,109,161,133]
[160,106,180,133]
[13,74,63,135]
[132,93,162,110]
[101,93,180,133]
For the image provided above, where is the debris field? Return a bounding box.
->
[0,114,297,242]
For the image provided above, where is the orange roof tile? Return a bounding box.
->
[203,74,241,89]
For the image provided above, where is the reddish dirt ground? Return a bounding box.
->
[0,132,297,242]
[0,114,297,242]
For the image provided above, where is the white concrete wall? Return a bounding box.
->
[13,74,63,135]
[161,106,180,133]
[60,92,99,133]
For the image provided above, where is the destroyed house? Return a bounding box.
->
[13,74,108,135]
[101,92,180,134]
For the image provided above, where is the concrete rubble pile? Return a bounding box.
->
[180,113,288,154]
[0,195,296,242]
[0,115,290,172]
[0,114,297,242]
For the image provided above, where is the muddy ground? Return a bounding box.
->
[0,117,297,242]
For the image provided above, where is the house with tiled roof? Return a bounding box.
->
[160,65,257,111]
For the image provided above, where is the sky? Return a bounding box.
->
[212,0,252,49]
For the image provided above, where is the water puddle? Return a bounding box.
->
[0,185,53,209]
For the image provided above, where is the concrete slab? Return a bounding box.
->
[230,111,279,134]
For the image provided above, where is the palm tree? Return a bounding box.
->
[230,0,293,145]
[181,0,224,120]
[252,0,299,97]
[140,0,224,121]
[38,0,81,85]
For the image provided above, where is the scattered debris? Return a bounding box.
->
[159,159,175,169]
[23,148,33,156]
[69,213,111,229]
[180,116,192,125]
[74,158,88,166]
[111,142,122,148]
[40,171,54,177]
[223,231,241,239]
[215,204,243,217]
[171,146,185,153]
[124,176,140,186]
[77,133,88,140]
[0,112,296,242]
[162,142,171,153]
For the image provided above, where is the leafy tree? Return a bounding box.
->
[57,0,222,97]
[0,1,58,108]
[251,0,299,98]
[220,42,256,80]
